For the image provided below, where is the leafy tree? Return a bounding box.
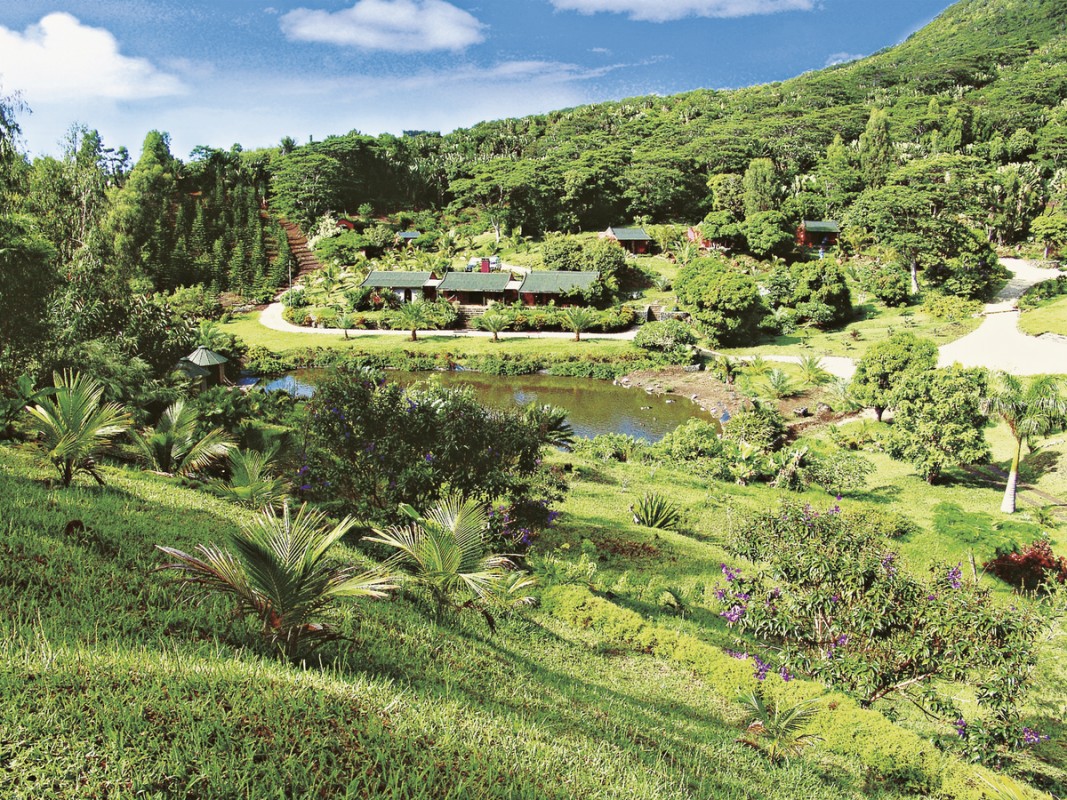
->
[738,211,792,259]
[1030,213,1067,259]
[366,494,536,629]
[25,371,132,487]
[886,365,990,484]
[859,108,894,188]
[720,501,1044,745]
[0,214,57,381]
[788,260,852,327]
[633,319,697,354]
[132,400,234,477]
[982,373,1066,513]
[302,369,556,522]
[157,503,395,660]
[675,257,766,346]
[707,172,744,219]
[541,234,584,271]
[742,158,779,217]
[851,332,938,422]
[270,149,345,232]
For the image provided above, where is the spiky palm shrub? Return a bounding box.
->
[133,399,234,477]
[475,311,510,342]
[632,492,682,530]
[797,354,831,388]
[560,306,597,342]
[755,368,799,400]
[366,495,537,630]
[209,447,288,510]
[736,690,821,765]
[826,376,861,413]
[26,370,132,487]
[521,403,575,451]
[982,373,1066,513]
[157,503,395,660]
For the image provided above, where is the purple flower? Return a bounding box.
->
[1022,727,1049,745]
[946,563,963,590]
[714,588,727,601]
[299,483,312,491]
[424,453,434,463]
[734,592,750,601]
[835,494,842,502]
[779,666,793,682]
[881,553,896,575]
[753,656,770,681]
[297,465,310,476]
[726,650,748,660]
[927,593,938,601]
[720,564,741,582]
[720,605,746,624]
[955,718,967,738]
[830,594,840,604]
[835,634,849,647]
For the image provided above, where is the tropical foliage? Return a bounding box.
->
[132,399,234,476]
[25,370,132,487]
[157,502,395,659]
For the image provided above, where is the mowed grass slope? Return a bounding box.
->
[0,445,914,800]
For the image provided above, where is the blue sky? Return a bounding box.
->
[0,0,957,159]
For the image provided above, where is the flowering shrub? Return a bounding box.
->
[716,500,1046,757]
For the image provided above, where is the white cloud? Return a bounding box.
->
[280,0,485,52]
[549,0,814,22]
[824,51,864,67]
[0,13,186,102]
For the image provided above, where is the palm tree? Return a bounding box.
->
[365,494,537,629]
[520,403,575,451]
[560,306,597,342]
[156,503,396,660]
[736,689,822,765]
[388,301,438,341]
[982,373,1066,513]
[797,355,831,388]
[133,399,235,477]
[754,368,799,400]
[475,311,510,342]
[208,447,288,510]
[26,370,131,487]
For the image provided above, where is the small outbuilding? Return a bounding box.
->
[601,226,652,254]
[396,230,421,246]
[437,271,511,306]
[181,346,229,387]
[518,271,601,306]
[796,220,840,249]
[361,271,437,303]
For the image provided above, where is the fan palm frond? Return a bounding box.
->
[26,370,131,487]
[737,689,822,764]
[157,502,395,659]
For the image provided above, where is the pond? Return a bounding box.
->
[255,369,716,442]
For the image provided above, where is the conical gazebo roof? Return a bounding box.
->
[185,346,229,367]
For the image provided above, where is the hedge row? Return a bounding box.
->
[541,584,1032,800]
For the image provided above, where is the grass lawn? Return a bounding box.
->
[722,301,982,359]
[222,310,639,358]
[1020,295,1067,337]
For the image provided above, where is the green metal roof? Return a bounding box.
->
[802,220,840,233]
[185,346,228,366]
[608,226,650,241]
[361,271,434,289]
[397,230,421,240]
[437,272,511,292]
[519,271,601,294]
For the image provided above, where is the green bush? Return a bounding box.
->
[654,419,723,461]
[633,319,698,354]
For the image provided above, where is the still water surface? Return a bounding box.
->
[260,369,713,442]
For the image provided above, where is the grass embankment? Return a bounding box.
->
[0,445,913,800]
[2,436,1053,798]
[1020,295,1067,337]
